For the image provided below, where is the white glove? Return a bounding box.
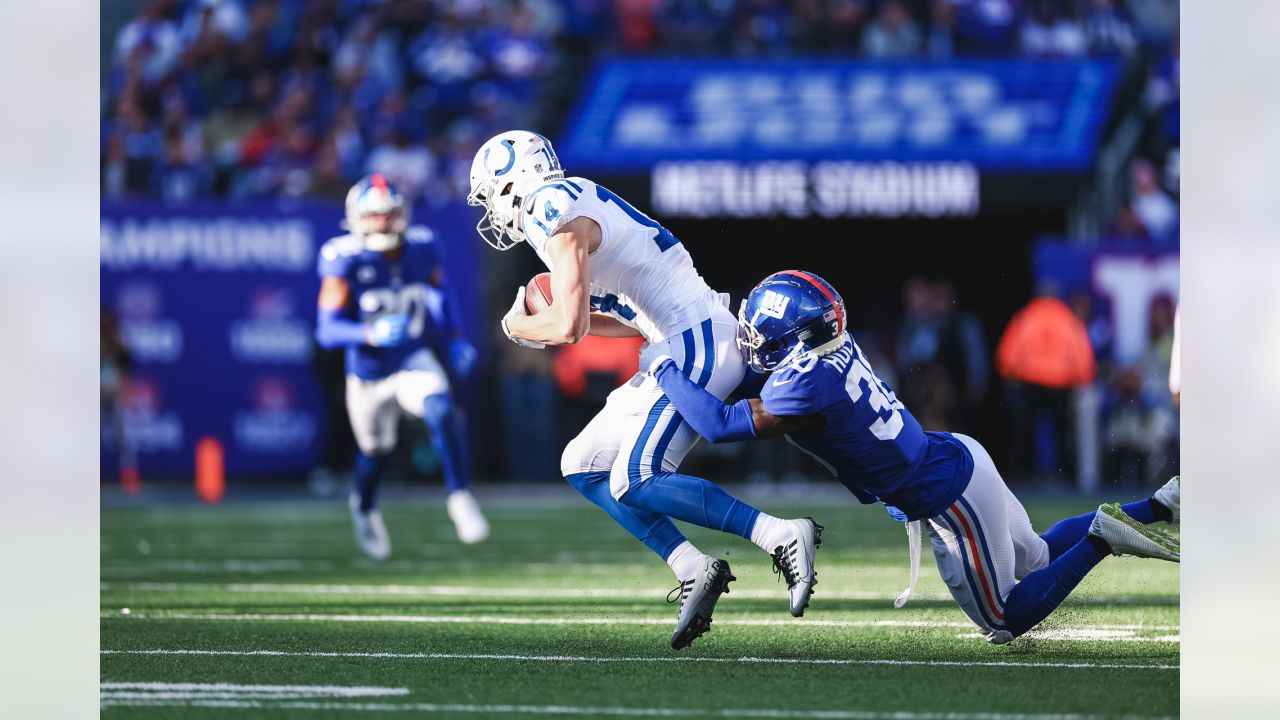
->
[501,286,545,349]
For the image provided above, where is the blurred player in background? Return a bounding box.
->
[469,131,820,649]
[316,174,487,559]
[101,309,140,493]
[650,270,1181,643]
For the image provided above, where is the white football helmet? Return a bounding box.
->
[467,130,564,250]
[345,174,409,252]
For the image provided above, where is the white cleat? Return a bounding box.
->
[447,489,490,544]
[669,556,735,650]
[1089,503,1179,562]
[771,517,823,617]
[349,493,391,561]
[1152,475,1180,525]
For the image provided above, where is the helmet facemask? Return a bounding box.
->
[467,179,523,251]
[737,300,798,373]
[355,211,407,252]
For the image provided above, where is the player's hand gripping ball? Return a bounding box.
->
[524,272,553,314]
[501,283,546,350]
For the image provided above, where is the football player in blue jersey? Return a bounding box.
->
[648,270,1180,643]
[315,174,488,559]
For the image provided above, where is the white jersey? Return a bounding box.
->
[518,176,716,342]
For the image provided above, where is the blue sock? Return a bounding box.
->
[353,452,390,512]
[565,472,687,559]
[1004,536,1107,637]
[1039,499,1161,561]
[422,394,469,493]
[619,472,761,540]
[1120,498,1158,524]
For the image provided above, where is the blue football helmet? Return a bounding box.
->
[737,270,848,373]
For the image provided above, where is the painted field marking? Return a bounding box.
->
[958,630,1181,643]
[100,581,1180,606]
[100,648,1179,671]
[103,610,1179,636]
[102,682,407,694]
[97,698,1175,719]
[100,681,409,703]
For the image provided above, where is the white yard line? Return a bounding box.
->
[100,581,1180,606]
[100,682,408,696]
[99,648,1178,671]
[97,698,1174,719]
[103,611,1179,635]
[957,630,1180,643]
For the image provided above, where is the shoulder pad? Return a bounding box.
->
[319,234,363,262]
[522,182,580,230]
[404,225,436,245]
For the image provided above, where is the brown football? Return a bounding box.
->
[525,272,553,314]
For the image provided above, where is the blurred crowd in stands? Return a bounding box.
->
[102,0,1179,204]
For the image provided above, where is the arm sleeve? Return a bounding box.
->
[413,226,466,338]
[730,368,769,401]
[316,308,367,349]
[315,239,364,349]
[435,278,467,338]
[654,360,756,444]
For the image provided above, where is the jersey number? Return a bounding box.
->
[594,185,679,252]
[843,351,906,441]
[359,286,428,339]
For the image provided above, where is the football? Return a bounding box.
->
[525,272,553,314]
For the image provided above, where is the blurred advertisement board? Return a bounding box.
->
[560,59,1117,178]
[101,200,482,476]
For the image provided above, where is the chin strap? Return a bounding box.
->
[894,520,922,609]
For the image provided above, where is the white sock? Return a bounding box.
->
[665,541,705,580]
[749,513,793,553]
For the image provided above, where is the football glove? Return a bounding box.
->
[449,337,478,377]
[501,286,545,349]
[368,314,411,347]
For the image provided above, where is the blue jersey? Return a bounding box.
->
[317,226,445,380]
[760,334,972,520]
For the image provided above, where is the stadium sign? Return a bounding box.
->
[560,59,1116,173]
[652,161,979,219]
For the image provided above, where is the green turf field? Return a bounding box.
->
[101,488,1179,719]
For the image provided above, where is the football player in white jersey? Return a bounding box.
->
[468,131,821,649]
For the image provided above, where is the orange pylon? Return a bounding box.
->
[195,437,225,504]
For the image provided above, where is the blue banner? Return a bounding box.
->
[101,200,484,476]
[559,59,1116,172]
[1032,239,1178,367]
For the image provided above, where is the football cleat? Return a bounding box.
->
[1089,503,1179,562]
[669,556,735,650]
[447,489,490,544]
[349,493,391,561]
[1152,475,1180,525]
[771,517,823,617]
